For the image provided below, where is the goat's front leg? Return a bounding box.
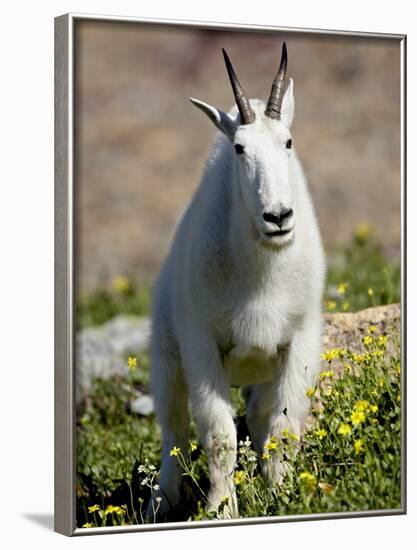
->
[181,328,238,518]
[267,320,322,484]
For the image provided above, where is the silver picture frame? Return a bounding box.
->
[54,12,407,536]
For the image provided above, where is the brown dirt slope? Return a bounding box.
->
[74,21,401,290]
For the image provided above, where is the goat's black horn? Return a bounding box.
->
[222,48,256,125]
[265,42,288,120]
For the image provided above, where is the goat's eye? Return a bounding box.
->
[286,139,292,150]
[234,144,245,155]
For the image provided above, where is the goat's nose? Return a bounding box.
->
[263,208,293,227]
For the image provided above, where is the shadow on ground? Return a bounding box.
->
[24,513,54,532]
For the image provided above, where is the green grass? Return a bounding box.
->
[324,224,400,313]
[77,277,151,329]
[76,226,401,528]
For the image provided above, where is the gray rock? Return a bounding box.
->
[322,303,400,354]
[130,392,155,416]
[76,314,150,402]
[320,303,400,377]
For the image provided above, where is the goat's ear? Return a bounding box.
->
[281,78,294,128]
[190,97,236,140]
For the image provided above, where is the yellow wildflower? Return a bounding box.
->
[82,522,94,528]
[338,283,348,295]
[88,504,101,513]
[262,452,271,460]
[351,410,366,426]
[354,400,369,412]
[265,436,279,450]
[369,404,378,414]
[234,470,245,485]
[368,288,374,297]
[170,446,181,457]
[290,432,300,441]
[354,222,371,243]
[337,423,352,437]
[397,394,401,402]
[363,335,373,347]
[112,275,130,293]
[127,356,137,372]
[321,349,340,362]
[327,300,336,311]
[299,471,317,491]
[299,472,313,481]
[377,335,388,347]
[315,428,327,440]
[320,369,334,380]
[342,302,350,311]
[352,353,371,364]
[354,439,364,455]
[281,429,289,438]
[367,325,377,334]
[189,441,197,452]
[306,387,315,398]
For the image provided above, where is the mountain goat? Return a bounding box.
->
[147,43,325,520]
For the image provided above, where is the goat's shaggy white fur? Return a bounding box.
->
[147,79,325,519]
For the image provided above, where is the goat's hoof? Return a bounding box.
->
[206,494,239,520]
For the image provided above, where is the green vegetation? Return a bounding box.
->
[76,226,401,528]
[77,276,151,329]
[324,223,400,313]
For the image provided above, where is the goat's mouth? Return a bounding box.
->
[263,228,293,237]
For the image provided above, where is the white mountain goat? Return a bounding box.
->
[147,43,325,520]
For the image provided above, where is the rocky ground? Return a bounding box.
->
[76,303,400,414]
[323,303,400,353]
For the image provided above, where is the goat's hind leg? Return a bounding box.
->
[244,383,274,477]
[146,347,189,521]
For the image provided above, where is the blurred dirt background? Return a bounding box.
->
[74,20,401,291]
